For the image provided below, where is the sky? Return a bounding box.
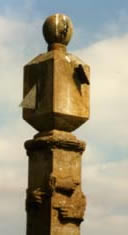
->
[0,0,128,234]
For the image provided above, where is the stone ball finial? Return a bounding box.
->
[43,14,73,46]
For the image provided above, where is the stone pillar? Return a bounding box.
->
[25,131,86,235]
[22,14,90,235]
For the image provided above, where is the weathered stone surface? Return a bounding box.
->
[23,43,90,132]
[25,130,85,153]
[25,131,86,235]
[22,13,90,235]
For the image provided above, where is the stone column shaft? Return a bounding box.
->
[25,130,86,235]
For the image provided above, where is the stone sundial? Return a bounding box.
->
[22,13,90,235]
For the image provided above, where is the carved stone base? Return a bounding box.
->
[25,130,86,235]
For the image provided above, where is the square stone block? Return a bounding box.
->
[23,49,90,131]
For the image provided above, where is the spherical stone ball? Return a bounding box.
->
[43,14,73,45]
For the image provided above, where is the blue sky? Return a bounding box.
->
[0,1,128,235]
[1,0,128,48]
